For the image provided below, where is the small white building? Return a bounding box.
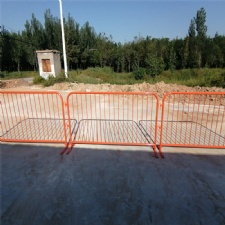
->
[36,50,61,79]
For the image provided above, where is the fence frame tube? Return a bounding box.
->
[66,92,159,157]
[159,92,225,158]
[0,91,68,149]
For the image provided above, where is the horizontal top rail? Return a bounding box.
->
[0,91,65,104]
[163,91,225,97]
[0,90,63,95]
[66,91,159,102]
[66,91,159,95]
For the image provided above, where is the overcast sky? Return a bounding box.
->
[1,0,225,43]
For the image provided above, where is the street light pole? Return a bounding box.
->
[59,0,68,78]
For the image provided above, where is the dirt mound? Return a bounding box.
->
[46,81,225,98]
[0,81,6,88]
[1,79,30,89]
[2,79,225,99]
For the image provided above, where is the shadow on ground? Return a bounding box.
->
[0,143,225,225]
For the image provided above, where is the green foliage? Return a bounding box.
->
[67,67,139,85]
[1,71,38,80]
[33,73,66,87]
[68,71,102,84]
[188,19,196,38]
[43,76,56,87]
[0,74,3,79]
[145,54,165,76]
[204,71,225,88]
[84,67,112,81]
[133,68,146,80]
[157,68,225,87]
[43,73,66,87]
[33,75,45,84]
[168,43,177,71]
[1,7,225,75]
[195,7,207,39]
[2,67,225,88]
[221,73,225,88]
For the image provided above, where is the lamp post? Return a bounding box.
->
[59,0,68,78]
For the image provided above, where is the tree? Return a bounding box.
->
[213,33,225,68]
[188,19,196,38]
[187,8,207,68]
[44,9,61,50]
[194,7,207,67]
[114,43,125,72]
[188,19,198,68]
[1,7,225,73]
[124,43,133,72]
[65,15,80,69]
[195,7,207,39]
[168,43,176,71]
[145,52,165,76]
[1,28,15,71]
[79,22,97,68]
[12,32,23,71]
[182,36,189,68]
[96,33,109,68]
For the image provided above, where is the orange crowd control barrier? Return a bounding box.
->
[1,91,224,158]
[0,91,68,148]
[159,92,225,158]
[65,92,159,157]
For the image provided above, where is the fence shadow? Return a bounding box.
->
[1,118,77,142]
[1,143,225,225]
[160,120,224,146]
[71,119,153,144]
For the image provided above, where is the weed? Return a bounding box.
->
[33,76,45,84]
[2,68,225,88]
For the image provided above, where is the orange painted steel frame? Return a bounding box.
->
[65,92,159,157]
[0,91,68,149]
[1,91,224,159]
[159,92,225,158]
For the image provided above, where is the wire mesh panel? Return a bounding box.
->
[0,91,68,145]
[67,92,159,156]
[159,92,225,157]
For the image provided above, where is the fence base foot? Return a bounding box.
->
[156,145,164,158]
[160,152,165,158]
[152,147,159,158]
[60,143,69,155]
[66,143,75,155]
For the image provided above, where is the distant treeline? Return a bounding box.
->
[1,7,225,74]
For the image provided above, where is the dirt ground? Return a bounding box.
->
[1,78,225,99]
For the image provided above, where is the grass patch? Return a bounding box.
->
[157,68,225,87]
[0,71,38,79]
[67,67,138,85]
[33,72,66,87]
[2,67,225,88]
[68,67,152,85]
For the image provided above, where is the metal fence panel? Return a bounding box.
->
[0,91,68,145]
[2,91,224,158]
[159,92,225,157]
[66,92,159,156]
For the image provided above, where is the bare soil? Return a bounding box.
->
[0,79,30,89]
[1,79,225,99]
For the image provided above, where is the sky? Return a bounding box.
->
[1,0,225,43]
